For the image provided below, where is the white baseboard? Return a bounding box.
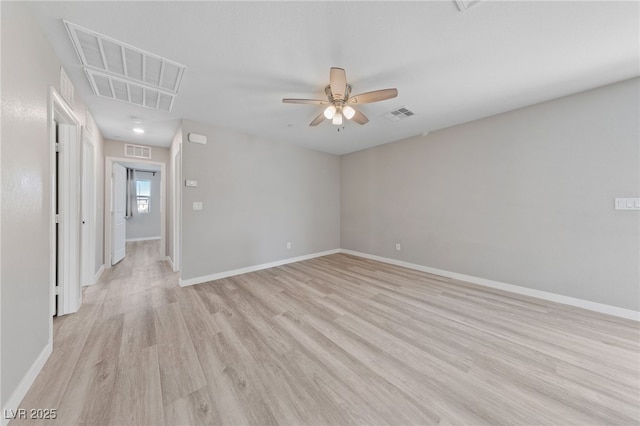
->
[340,249,640,322]
[179,249,341,287]
[2,342,52,426]
[83,264,105,286]
[165,256,175,271]
[94,264,105,282]
[126,236,161,242]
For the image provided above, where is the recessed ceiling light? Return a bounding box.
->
[133,127,145,134]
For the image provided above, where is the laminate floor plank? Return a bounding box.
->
[108,345,164,426]
[12,242,639,425]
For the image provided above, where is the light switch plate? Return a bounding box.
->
[193,202,203,211]
[615,198,640,210]
[185,179,198,187]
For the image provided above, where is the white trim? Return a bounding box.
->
[126,236,161,242]
[1,342,52,426]
[179,249,341,287]
[165,256,175,271]
[49,87,82,317]
[340,249,640,321]
[92,264,105,284]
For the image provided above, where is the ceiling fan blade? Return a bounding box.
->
[348,88,398,105]
[329,67,347,100]
[282,98,328,105]
[351,109,369,125]
[309,112,326,126]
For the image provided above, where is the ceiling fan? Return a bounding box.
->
[282,67,398,127]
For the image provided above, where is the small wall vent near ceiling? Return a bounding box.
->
[85,69,175,112]
[60,67,75,108]
[124,144,152,160]
[382,107,415,122]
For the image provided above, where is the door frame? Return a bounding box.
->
[49,87,82,317]
[111,163,127,265]
[80,127,96,286]
[172,147,181,272]
[104,156,166,267]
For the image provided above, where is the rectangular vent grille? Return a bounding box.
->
[60,67,75,108]
[65,21,185,94]
[85,109,96,136]
[125,144,152,159]
[85,69,175,112]
[382,107,415,122]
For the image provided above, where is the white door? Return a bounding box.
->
[112,163,127,264]
[80,130,95,285]
[57,122,82,315]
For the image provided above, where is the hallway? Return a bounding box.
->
[14,241,178,425]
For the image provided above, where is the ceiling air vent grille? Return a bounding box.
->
[382,107,415,122]
[455,0,482,12]
[85,69,175,112]
[124,144,152,160]
[65,21,185,112]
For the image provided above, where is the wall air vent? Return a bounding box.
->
[85,69,176,112]
[124,144,152,160]
[382,107,415,122]
[60,67,75,108]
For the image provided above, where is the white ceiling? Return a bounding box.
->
[27,1,639,155]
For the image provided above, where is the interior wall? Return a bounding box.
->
[1,2,60,407]
[180,119,340,281]
[341,77,640,311]
[125,170,162,241]
[0,1,104,408]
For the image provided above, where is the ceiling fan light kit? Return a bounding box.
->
[283,67,398,127]
[343,105,356,120]
[324,105,337,119]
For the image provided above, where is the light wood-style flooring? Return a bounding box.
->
[13,241,640,425]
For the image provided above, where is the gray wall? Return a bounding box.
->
[181,120,340,281]
[126,170,162,240]
[341,78,640,311]
[1,2,61,407]
[1,3,106,406]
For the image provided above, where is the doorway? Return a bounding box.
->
[104,156,166,268]
[49,88,81,316]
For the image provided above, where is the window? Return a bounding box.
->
[136,180,151,213]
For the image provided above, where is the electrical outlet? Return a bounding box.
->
[395,243,401,251]
[287,242,291,249]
